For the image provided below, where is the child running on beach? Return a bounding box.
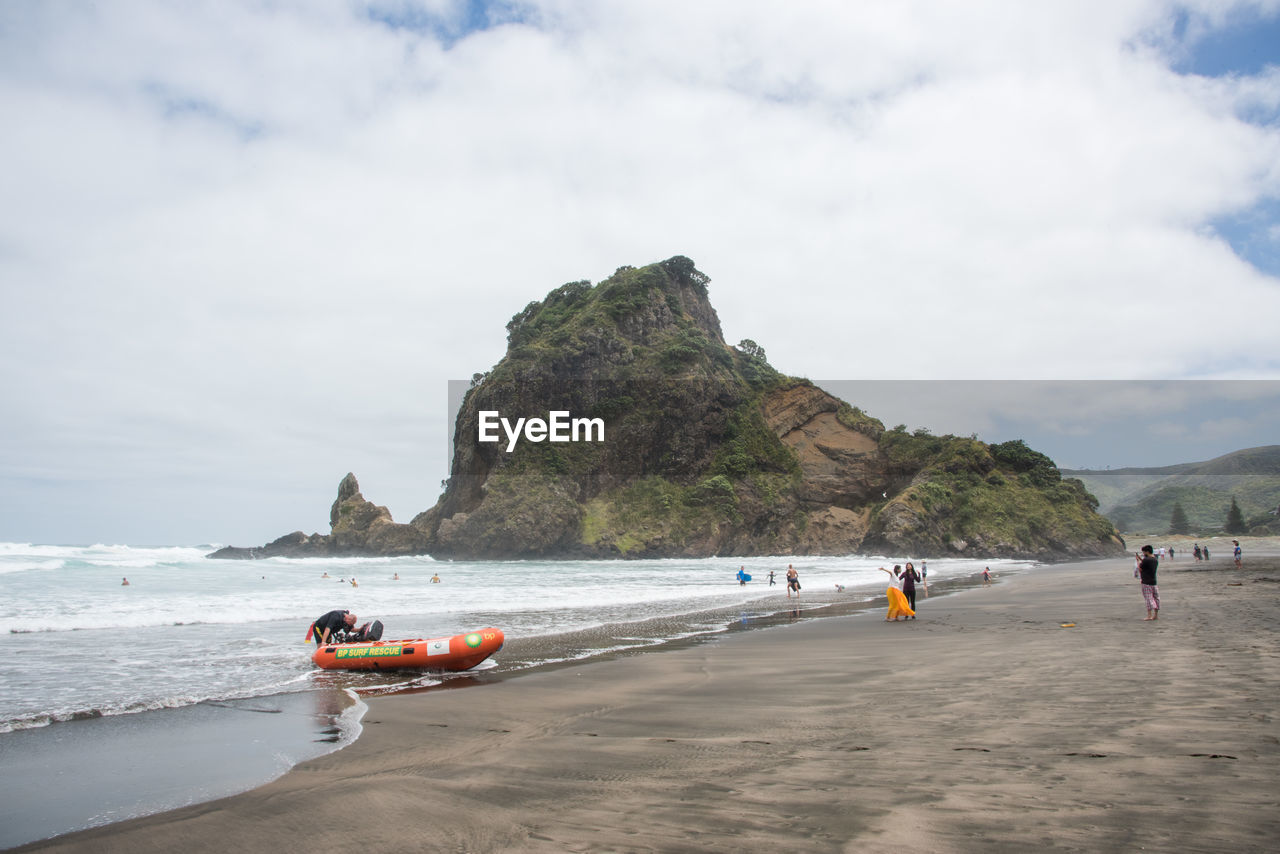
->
[982,567,992,587]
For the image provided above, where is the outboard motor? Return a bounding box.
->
[336,619,385,643]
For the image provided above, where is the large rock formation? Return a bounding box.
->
[208,472,428,559]
[211,256,1125,561]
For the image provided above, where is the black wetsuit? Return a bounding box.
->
[312,610,351,645]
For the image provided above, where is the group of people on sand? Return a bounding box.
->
[1185,541,1243,568]
[1135,539,1245,621]
[744,560,948,614]
[748,559,938,618]
[879,562,926,620]
[1157,542,1246,567]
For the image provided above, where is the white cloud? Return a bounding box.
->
[1,0,1279,543]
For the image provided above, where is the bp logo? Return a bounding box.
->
[464,632,483,648]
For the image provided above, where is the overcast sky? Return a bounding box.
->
[3,0,1279,545]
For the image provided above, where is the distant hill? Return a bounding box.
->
[1062,446,1280,534]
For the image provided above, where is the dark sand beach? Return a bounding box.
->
[14,546,1280,853]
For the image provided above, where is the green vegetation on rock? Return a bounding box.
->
[865,431,1117,558]
[409,256,1123,560]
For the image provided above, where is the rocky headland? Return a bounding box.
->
[210,256,1124,561]
[207,472,428,559]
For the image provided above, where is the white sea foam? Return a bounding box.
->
[0,559,66,574]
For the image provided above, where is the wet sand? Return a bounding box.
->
[14,548,1280,853]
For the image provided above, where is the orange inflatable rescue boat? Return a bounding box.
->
[313,627,505,671]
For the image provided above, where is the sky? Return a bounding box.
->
[2,0,1279,546]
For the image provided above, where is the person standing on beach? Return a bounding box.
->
[1193,544,1202,560]
[1233,540,1242,568]
[1204,545,1211,560]
[786,565,800,598]
[900,562,921,617]
[768,570,776,586]
[1137,545,1160,621]
[982,567,992,587]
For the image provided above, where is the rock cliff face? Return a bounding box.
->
[210,257,1125,561]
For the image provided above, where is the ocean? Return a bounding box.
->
[0,542,1032,846]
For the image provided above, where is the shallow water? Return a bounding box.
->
[0,690,362,849]
[0,543,1031,732]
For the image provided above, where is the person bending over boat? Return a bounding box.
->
[312,610,383,644]
[312,610,358,645]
